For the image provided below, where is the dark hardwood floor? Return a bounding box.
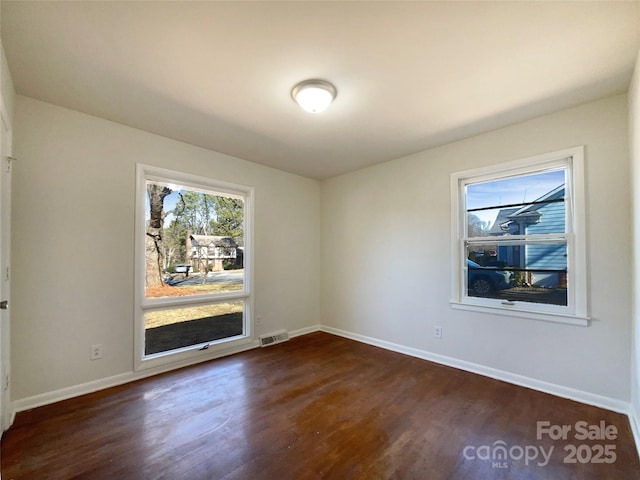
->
[2,332,639,479]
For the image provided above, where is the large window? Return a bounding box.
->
[135,165,253,370]
[450,147,588,325]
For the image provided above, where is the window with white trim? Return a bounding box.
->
[450,147,588,325]
[135,164,254,370]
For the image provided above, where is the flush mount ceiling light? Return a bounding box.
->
[291,79,337,114]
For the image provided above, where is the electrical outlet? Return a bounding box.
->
[256,315,263,326]
[90,344,103,360]
[434,326,443,339]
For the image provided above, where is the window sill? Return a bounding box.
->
[135,335,255,372]
[450,301,590,327]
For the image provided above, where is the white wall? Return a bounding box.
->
[1,45,15,123]
[11,96,321,401]
[630,49,640,429]
[321,94,631,404]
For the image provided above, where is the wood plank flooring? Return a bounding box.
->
[2,332,639,479]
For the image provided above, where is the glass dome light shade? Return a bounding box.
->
[292,80,337,114]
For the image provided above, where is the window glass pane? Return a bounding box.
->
[145,180,244,299]
[467,207,513,237]
[466,169,566,237]
[466,242,567,306]
[145,301,244,355]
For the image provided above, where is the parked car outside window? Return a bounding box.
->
[467,259,514,296]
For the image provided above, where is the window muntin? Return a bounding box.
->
[136,165,253,369]
[451,147,587,324]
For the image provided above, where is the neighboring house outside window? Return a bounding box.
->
[450,147,588,326]
[187,234,244,273]
[491,185,567,291]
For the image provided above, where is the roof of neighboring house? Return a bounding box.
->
[488,207,519,235]
[508,185,564,219]
[190,234,239,248]
[488,185,565,234]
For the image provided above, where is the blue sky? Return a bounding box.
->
[145,187,187,226]
[159,190,186,227]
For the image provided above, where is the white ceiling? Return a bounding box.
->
[2,1,639,179]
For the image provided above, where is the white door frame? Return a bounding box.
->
[0,100,13,434]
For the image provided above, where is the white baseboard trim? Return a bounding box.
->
[320,325,630,415]
[289,324,322,338]
[12,340,259,414]
[13,371,138,414]
[11,327,324,415]
[11,324,326,415]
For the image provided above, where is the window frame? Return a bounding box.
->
[134,164,255,371]
[450,147,589,326]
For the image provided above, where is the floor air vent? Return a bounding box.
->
[259,330,289,347]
